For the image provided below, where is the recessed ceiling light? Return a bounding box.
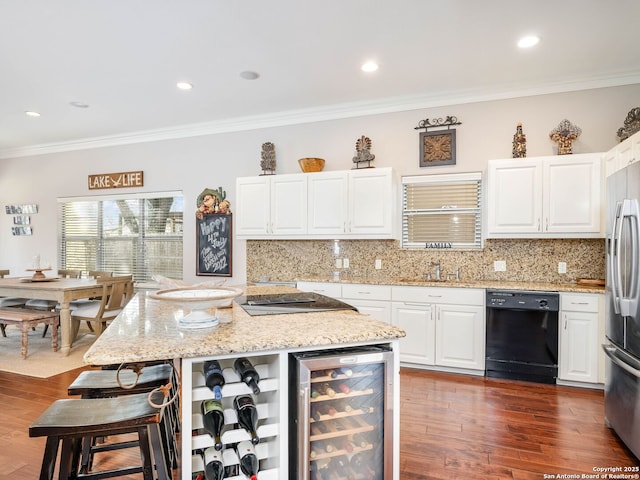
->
[25,111,41,117]
[239,71,260,80]
[517,35,540,48]
[69,101,89,109]
[361,61,379,73]
[176,82,193,90]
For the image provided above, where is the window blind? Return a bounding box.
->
[402,173,482,249]
[58,192,184,282]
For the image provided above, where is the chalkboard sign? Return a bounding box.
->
[196,213,232,276]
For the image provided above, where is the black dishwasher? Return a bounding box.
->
[485,290,560,384]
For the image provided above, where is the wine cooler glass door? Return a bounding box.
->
[290,346,394,480]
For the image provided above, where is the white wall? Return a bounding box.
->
[0,84,637,284]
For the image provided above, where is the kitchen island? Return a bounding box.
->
[84,285,405,480]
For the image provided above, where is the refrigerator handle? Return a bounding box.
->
[619,199,640,317]
[611,200,623,315]
[299,384,311,480]
[603,344,640,379]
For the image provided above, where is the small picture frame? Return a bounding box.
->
[13,215,30,225]
[419,130,456,167]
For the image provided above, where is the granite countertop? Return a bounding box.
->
[83,285,406,366]
[293,276,606,294]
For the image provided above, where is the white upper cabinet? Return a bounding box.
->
[236,174,307,237]
[605,130,640,177]
[486,153,603,238]
[237,167,396,239]
[307,171,348,235]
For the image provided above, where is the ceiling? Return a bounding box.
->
[2,0,640,158]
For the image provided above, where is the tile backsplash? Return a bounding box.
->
[246,238,605,284]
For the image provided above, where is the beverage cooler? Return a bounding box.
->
[289,345,395,480]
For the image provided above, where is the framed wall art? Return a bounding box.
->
[419,129,456,167]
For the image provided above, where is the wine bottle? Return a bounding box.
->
[234,395,260,445]
[325,369,339,378]
[320,382,336,397]
[203,447,224,480]
[338,367,353,377]
[234,357,261,395]
[236,440,259,480]
[341,438,354,453]
[337,383,350,394]
[203,360,225,400]
[200,399,225,451]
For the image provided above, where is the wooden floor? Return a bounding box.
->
[0,365,637,479]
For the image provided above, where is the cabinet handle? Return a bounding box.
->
[427,295,442,298]
[357,291,371,295]
[563,313,567,330]
[570,302,589,305]
[545,217,549,231]
[403,302,431,307]
[537,218,541,231]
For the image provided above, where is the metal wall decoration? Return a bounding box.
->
[414,116,461,167]
[352,135,375,169]
[549,119,582,155]
[616,107,640,142]
[5,204,37,236]
[512,122,527,158]
[260,142,276,175]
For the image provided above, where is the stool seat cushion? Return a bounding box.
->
[68,364,173,396]
[29,392,162,438]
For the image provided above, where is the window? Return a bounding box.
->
[58,191,184,282]
[402,172,482,249]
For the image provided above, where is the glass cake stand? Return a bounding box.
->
[149,286,243,329]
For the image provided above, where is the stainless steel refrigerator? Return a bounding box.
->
[289,345,395,480]
[604,160,640,459]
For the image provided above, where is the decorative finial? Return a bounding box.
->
[549,119,582,155]
[512,122,526,158]
[352,135,375,169]
[260,142,276,175]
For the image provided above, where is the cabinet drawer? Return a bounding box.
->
[341,283,391,301]
[391,286,484,305]
[561,293,599,313]
[296,282,342,298]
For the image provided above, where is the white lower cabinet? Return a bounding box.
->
[296,281,392,323]
[340,283,392,324]
[391,286,485,372]
[558,293,603,384]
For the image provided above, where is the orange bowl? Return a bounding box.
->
[298,157,325,173]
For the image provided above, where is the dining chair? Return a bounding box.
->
[70,271,114,329]
[0,269,28,337]
[70,275,134,341]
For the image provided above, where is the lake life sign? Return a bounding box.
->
[88,171,144,190]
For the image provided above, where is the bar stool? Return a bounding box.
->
[29,392,172,480]
[67,363,179,474]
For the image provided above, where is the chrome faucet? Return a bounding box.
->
[428,261,441,281]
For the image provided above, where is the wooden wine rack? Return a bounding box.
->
[186,355,281,480]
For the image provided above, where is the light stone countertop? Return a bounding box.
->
[293,276,606,294]
[83,285,406,366]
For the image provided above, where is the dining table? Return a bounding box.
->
[0,276,103,356]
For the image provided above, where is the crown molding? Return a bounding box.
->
[1,72,639,160]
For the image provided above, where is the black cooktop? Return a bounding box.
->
[236,292,357,316]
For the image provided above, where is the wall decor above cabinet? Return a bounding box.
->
[352,135,375,169]
[616,107,640,142]
[260,142,276,175]
[549,119,582,155]
[486,153,603,239]
[236,167,396,239]
[414,115,461,168]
